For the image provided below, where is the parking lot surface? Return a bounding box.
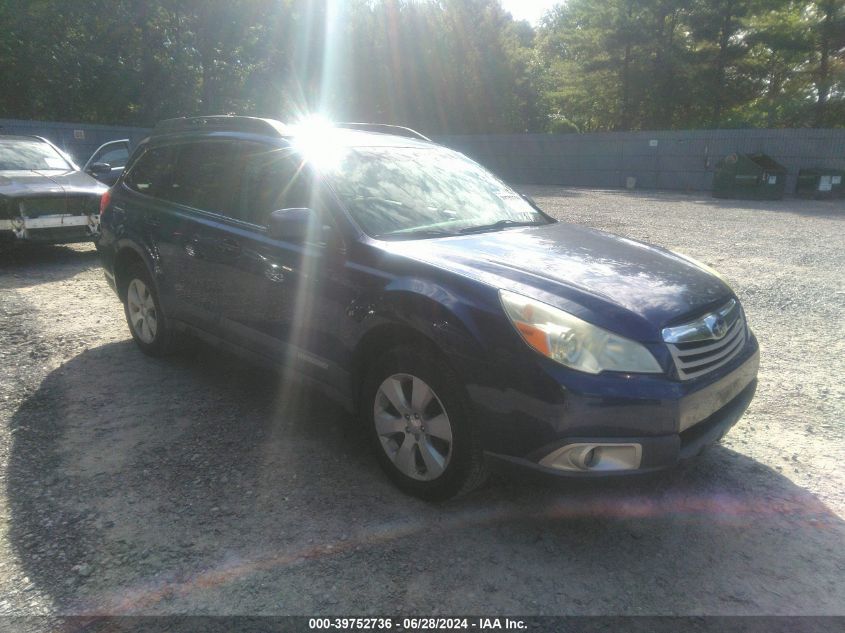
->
[0,189,843,616]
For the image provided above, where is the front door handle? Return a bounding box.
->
[143,214,161,228]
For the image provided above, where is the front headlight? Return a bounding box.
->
[499,290,662,375]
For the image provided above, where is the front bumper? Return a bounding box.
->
[478,336,759,478]
[0,214,100,244]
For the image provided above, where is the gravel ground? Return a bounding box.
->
[0,189,843,619]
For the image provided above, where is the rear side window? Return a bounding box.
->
[169,140,240,214]
[124,139,318,227]
[124,145,177,198]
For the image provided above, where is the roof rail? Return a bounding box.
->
[334,122,431,142]
[152,115,288,137]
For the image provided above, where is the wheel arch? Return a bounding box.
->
[351,323,441,388]
[113,243,153,302]
[349,287,491,411]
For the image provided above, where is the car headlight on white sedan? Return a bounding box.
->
[499,290,662,375]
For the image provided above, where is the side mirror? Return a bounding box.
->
[89,162,112,174]
[268,208,317,242]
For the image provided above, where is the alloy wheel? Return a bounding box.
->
[373,373,454,481]
[127,278,158,344]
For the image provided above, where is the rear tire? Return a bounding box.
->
[362,345,488,501]
[123,263,177,356]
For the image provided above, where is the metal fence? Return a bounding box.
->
[3,117,843,193]
[436,128,845,193]
[0,118,150,166]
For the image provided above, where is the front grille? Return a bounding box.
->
[664,299,747,380]
[18,195,97,218]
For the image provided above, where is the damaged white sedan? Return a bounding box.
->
[0,135,107,247]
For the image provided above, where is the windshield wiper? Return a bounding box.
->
[375,228,456,240]
[458,219,546,234]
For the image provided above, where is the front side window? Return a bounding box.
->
[0,139,73,171]
[320,146,547,239]
[238,148,315,227]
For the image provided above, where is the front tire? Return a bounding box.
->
[123,263,177,356]
[362,346,488,500]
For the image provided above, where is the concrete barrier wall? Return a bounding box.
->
[0,118,150,166]
[435,128,845,192]
[3,118,843,192]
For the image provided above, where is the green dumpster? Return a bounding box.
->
[712,153,787,200]
[796,168,845,199]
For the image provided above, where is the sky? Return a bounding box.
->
[500,0,558,25]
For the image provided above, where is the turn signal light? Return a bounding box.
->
[99,189,112,216]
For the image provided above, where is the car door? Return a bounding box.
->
[160,138,250,333]
[121,140,233,333]
[206,143,354,388]
[84,140,130,185]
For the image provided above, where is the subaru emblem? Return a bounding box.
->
[711,317,727,338]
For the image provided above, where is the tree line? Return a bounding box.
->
[0,0,842,134]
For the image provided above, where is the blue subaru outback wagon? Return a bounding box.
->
[97,116,759,500]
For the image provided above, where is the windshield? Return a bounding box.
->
[323,146,548,239]
[0,139,73,171]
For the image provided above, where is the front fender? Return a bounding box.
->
[381,277,492,359]
[345,274,510,399]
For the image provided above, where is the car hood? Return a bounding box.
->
[382,222,733,342]
[0,170,106,198]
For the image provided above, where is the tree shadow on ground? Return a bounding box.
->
[0,243,99,288]
[6,340,845,615]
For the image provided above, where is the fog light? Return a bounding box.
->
[540,443,642,472]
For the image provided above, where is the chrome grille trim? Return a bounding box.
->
[677,327,745,370]
[662,299,740,343]
[664,300,748,380]
[672,317,743,356]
